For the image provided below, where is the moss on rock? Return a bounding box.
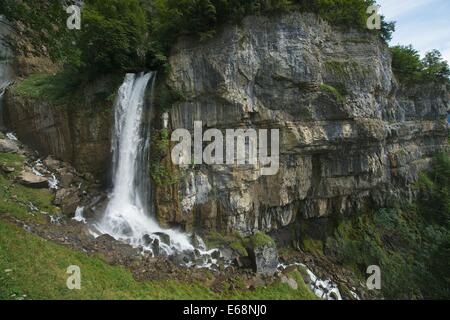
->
[247,232,275,249]
[230,240,248,256]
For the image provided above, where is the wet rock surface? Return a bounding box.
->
[54,188,81,216]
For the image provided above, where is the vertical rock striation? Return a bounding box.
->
[3,77,114,181]
[159,13,449,234]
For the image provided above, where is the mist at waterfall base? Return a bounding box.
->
[86,72,346,299]
[92,72,214,262]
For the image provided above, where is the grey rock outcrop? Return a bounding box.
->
[246,240,279,276]
[2,12,448,238]
[158,12,449,234]
[0,138,19,153]
[18,171,49,189]
[3,77,115,182]
[54,188,81,216]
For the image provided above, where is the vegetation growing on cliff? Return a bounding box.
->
[151,0,395,55]
[1,0,395,75]
[80,0,148,74]
[391,45,450,84]
[149,128,180,186]
[246,232,276,248]
[0,1,80,67]
[324,153,450,299]
[0,220,316,300]
[10,73,79,101]
[320,83,346,103]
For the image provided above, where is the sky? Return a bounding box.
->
[377,0,450,62]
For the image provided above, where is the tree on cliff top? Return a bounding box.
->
[421,50,450,81]
[79,0,147,74]
[391,45,450,84]
[150,0,395,56]
[2,0,395,74]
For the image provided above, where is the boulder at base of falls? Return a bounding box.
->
[190,233,206,250]
[233,256,252,269]
[54,188,80,216]
[245,232,279,276]
[151,238,161,256]
[0,164,15,174]
[169,250,196,265]
[43,156,62,171]
[0,138,19,153]
[152,232,171,246]
[280,275,299,290]
[17,172,49,189]
[142,234,163,256]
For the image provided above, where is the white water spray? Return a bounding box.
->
[94,73,195,256]
[0,15,14,131]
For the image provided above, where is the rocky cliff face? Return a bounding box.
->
[2,13,448,236]
[3,78,114,182]
[156,13,449,235]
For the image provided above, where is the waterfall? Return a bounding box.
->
[0,15,14,131]
[94,72,195,256]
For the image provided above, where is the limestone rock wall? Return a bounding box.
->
[3,79,114,182]
[2,12,448,235]
[158,13,449,234]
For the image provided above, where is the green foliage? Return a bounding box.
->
[151,0,394,55]
[155,82,188,111]
[325,60,349,76]
[205,231,228,248]
[229,269,317,300]
[416,153,450,225]
[230,240,248,256]
[0,0,81,68]
[0,220,316,299]
[149,164,177,186]
[11,73,80,101]
[302,238,324,257]
[326,153,450,299]
[3,0,395,74]
[0,153,24,175]
[247,232,275,248]
[391,45,450,84]
[421,50,450,81]
[79,0,147,74]
[320,83,346,103]
[293,0,394,41]
[0,154,60,224]
[149,129,178,186]
[391,45,424,82]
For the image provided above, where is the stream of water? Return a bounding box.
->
[93,72,202,256]
[0,15,14,131]
[87,72,349,299]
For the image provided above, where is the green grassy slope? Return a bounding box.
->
[0,220,316,300]
[0,151,316,300]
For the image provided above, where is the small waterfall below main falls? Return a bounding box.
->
[94,72,203,258]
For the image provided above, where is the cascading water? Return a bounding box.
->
[94,72,200,257]
[0,15,14,131]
